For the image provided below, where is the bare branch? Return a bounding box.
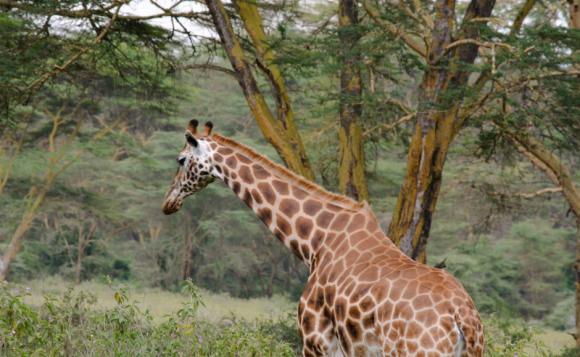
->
[363,112,415,137]
[182,63,238,78]
[362,0,427,58]
[488,187,563,199]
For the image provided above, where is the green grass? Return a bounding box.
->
[22,276,295,323]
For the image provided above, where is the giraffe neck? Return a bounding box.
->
[207,135,366,268]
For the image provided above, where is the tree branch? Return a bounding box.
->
[182,63,237,78]
[362,0,427,58]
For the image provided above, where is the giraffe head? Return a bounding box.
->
[162,120,217,215]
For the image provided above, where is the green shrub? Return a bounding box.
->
[0,281,297,356]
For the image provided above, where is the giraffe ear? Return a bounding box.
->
[188,119,199,135]
[204,121,214,136]
[185,131,198,147]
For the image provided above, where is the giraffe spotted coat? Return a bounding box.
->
[162,121,484,356]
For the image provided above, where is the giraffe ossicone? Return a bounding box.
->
[162,120,484,357]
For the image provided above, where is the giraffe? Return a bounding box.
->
[162,120,484,357]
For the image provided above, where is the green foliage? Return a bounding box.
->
[435,221,575,320]
[0,281,296,356]
[484,316,551,357]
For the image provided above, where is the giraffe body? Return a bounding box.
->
[163,122,484,356]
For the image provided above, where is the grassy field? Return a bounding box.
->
[21,277,295,323]
[14,277,576,355]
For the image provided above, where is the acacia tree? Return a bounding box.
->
[479,1,579,344]
[337,0,368,201]
[205,0,315,180]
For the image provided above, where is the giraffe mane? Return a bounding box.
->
[211,134,365,211]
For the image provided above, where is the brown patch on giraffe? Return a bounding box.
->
[301,310,315,334]
[217,147,233,155]
[346,319,362,341]
[406,321,422,339]
[319,314,331,330]
[290,240,302,258]
[279,198,300,218]
[347,213,365,232]
[300,244,310,261]
[348,306,361,319]
[420,333,435,349]
[365,218,379,232]
[354,346,366,357]
[235,153,252,164]
[225,156,237,169]
[277,214,292,236]
[213,153,223,162]
[360,265,379,282]
[394,302,413,320]
[335,297,347,321]
[315,211,334,229]
[324,286,336,306]
[344,250,360,266]
[238,165,254,184]
[330,213,350,231]
[313,289,324,309]
[416,309,437,327]
[412,294,432,310]
[257,182,276,205]
[252,164,270,179]
[303,199,322,216]
[311,230,324,251]
[257,208,272,226]
[362,313,375,329]
[402,282,418,300]
[406,340,419,354]
[232,181,241,195]
[242,189,252,207]
[359,296,374,312]
[272,179,289,195]
[296,217,314,239]
[292,185,308,200]
[251,189,263,204]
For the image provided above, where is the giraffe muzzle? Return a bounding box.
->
[162,188,183,215]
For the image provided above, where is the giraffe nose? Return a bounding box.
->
[162,185,183,215]
[162,199,181,215]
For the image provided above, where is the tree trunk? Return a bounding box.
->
[182,228,193,280]
[206,0,315,180]
[387,0,495,262]
[0,186,48,280]
[337,0,368,202]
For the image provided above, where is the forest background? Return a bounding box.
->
[0,0,578,355]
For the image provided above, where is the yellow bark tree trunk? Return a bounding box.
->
[206,0,314,180]
[337,0,368,201]
[387,0,495,262]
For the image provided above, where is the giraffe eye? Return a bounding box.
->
[177,157,186,166]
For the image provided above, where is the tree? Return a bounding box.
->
[205,0,315,180]
[1,107,81,280]
[337,0,368,201]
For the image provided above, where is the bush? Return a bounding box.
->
[0,281,297,356]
